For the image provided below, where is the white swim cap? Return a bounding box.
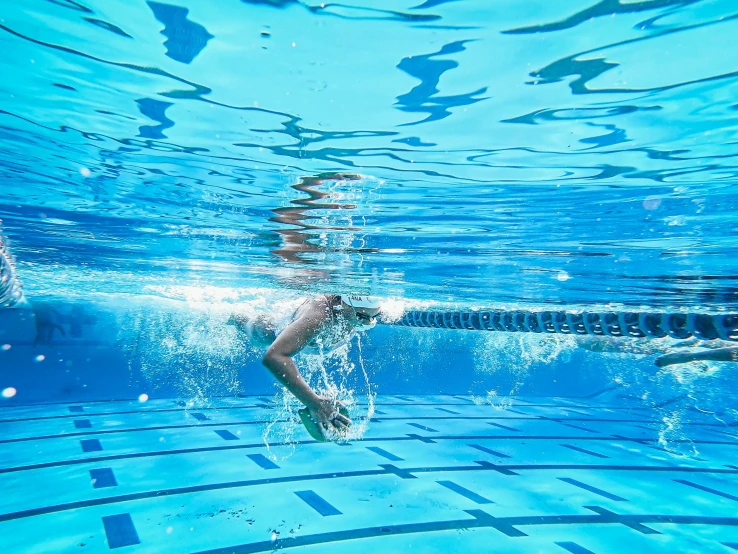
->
[341,294,381,310]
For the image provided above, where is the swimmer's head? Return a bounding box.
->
[341,295,381,325]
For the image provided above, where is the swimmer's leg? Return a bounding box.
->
[228,314,277,349]
[655,347,738,367]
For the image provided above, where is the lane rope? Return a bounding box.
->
[384,309,738,341]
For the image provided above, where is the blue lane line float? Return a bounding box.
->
[386,309,738,341]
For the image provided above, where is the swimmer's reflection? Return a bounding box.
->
[269,172,361,264]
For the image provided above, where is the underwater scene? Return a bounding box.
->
[1,0,737,552]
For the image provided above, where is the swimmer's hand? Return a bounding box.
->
[307,396,352,434]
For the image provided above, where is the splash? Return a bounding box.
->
[657,409,699,458]
[262,334,375,459]
[471,332,577,407]
[114,294,260,404]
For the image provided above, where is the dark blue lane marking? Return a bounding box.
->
[396,396,414,402]
[4,435,738,475]
[407,423,438,432]
[374,410,386,415]
[505,409,528,416]
[191,508,738,554]
[74,419,92,429]
[584,383,625,398]
[90,468,118,489]
[102,513,140,549]
[675,479,738,502]
[175,400,186,407]
[190,413,209,421]
[437,480,493,504]
[247,454,279,470]
[380,464,417,480]
[294,490,342,516]
[560,444,610,459]
[711,429,738,441]
[214,430,239,441]
[0,419,271,445]
[487,422,518,432]
[584,506,659,534]
[451,394,476,404]
[0,405,269,424]
[465,509,527,537]
[0,403,710,424]
[81,439,103,453]
[654,394,689,409]
[366,446,404,462]
[557,422,600,433]
[69,406,84,413]
[565,410,592,417]
[555,541,596,554]
[468,444,510,458]
[405,433,436,443]
[635,425,656,431]
[475,460,519,476]
[558,478,627,502]
[2,458,738,527]
[613,434,709,462]
[723,543,738,551]
[436,408,459,415]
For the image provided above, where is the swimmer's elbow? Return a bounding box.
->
[262,348,285,369]
[262,350,277,368]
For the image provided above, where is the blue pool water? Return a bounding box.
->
[1,0,738,552]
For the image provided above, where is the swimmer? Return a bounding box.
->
[576,336,738,369]
[229,294,381,439]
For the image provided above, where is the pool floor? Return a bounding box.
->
[1,394,737,553]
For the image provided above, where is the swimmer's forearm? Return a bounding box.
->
[658,347,738,367]
[684,347,738,363]
[262,353,321,407]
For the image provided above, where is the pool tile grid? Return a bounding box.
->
[0,395,737,553]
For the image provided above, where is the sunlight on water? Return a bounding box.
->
[2,0,737,307]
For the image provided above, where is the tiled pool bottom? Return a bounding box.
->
[1,395,737,553]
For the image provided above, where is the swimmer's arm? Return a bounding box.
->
[262,306,328,408]
[655,347,738,367]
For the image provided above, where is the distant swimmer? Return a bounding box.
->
[655,340,738,368]
[577,336,738,369]
[229,294,381,440]
[32,302,66,347]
